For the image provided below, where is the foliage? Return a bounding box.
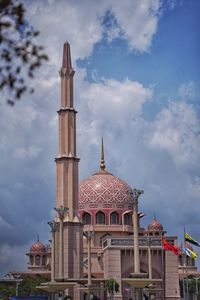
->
[18,275,48,295]
[0,282,16,300]
[105,277,119,298]
[64,296,72,300]
[182,277,200,299]
[0,0,48,105]
[0,275,48,300]
[188,278,200,298]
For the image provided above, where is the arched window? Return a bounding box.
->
[124,213,132,225]
[42,255,46,266]
[83,212,91,225]
[110,212,119,225]
[35,255,40,266]
[95,211,105,224]
[30,255,34,265]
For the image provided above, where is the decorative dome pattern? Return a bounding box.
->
[30,241,46,253]
[79,171,133,210]
[148,218,163,231]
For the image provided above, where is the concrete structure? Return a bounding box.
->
[11,43,199,299]
[53,41,83,299]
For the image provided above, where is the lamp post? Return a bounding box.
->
[14,274,22,297]
[85,228,93,287]
[55,205,68,279]
[132,188,144,274]
[148,237,152,279]
[48,220,59,281]
[84,228,94,300]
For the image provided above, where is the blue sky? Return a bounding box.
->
[0,0,200,275]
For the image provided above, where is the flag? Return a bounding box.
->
[182,246,198,260]
[185,233,200,247]
[182,246,190,257]
[162,238,180,256]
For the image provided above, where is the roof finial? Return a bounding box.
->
[154,212,156,220]
[37,234,39,242]
[100,137,106,172]
[62,41,72,69]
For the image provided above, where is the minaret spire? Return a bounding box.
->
[56,41,79,219]
[100,137,106,172]
[62,41,72,69]
[53,42,83,288]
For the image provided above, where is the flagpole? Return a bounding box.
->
[161,235,165,300]
[184,226,189,300]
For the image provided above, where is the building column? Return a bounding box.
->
[55,205,68,279]
[148,237,152,279]
[85,228,93,290]
[132,188,144,274]
[48,220,59,281]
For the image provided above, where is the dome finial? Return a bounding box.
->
[37,234,39,242]
[100,137,106,172]
[154,212,156,220]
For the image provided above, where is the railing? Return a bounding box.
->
[11,296,48,300]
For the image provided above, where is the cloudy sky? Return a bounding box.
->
[0,0,200,275]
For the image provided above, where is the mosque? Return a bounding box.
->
[12,43,199,299]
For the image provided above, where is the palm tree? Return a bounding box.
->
[188,278,200,300]
[105,278,119,300]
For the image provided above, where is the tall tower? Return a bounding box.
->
[56,42,79,219]
[54,42,83,286]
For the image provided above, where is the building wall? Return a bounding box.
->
[165,251,180,299]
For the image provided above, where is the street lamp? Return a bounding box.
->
[147,237,152,280]
[132,188,144,274]
[55,205,68,279]
[48,220,59,281]
[84,228,94,287]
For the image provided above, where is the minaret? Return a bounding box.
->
[54,42,83,288]
[56,41,79,221]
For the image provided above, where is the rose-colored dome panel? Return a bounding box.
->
[79,171,133,210]
[148,218,163,231]
[30,241,46,253]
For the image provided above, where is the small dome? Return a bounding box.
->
[30,241,46,253]
[148,218,163,231]
[79,171,133,210]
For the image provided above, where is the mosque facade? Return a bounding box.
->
[15,43,199,299]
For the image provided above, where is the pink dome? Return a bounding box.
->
[148,218,163,231]
[79,171,133,210]
[30,241,46,253]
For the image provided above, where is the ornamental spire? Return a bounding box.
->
[62,41,72,69]
[100,137,106,172]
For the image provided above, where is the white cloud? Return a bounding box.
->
[110,0,162,51]
[0,216,12,229]
[178,81,197,100]
[14,146,42,159]
[0,244,28,273]
[80,78,152,124]
[149,102,200,166]
[25,0,163,63]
